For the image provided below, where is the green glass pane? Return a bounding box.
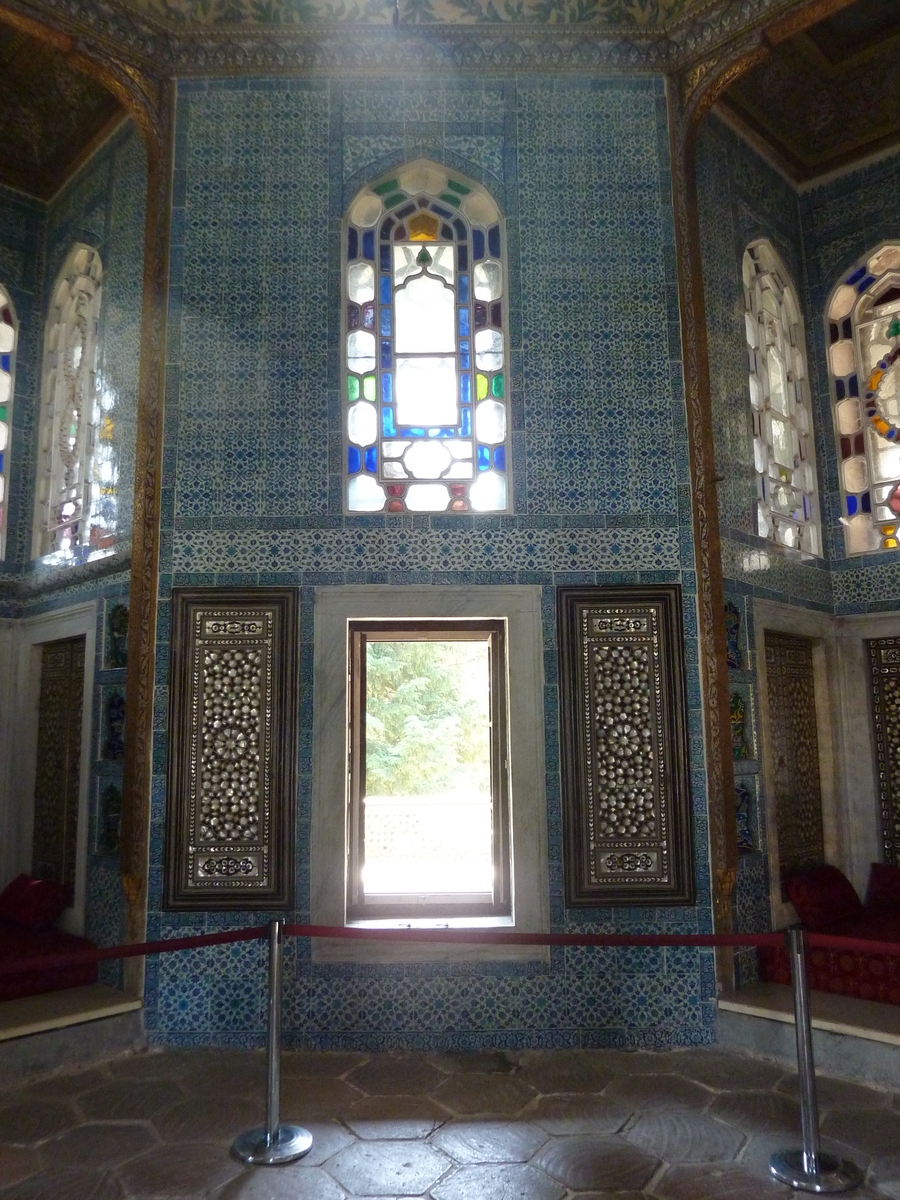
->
[373,179,399,196]
[447,180,471,195]
[492,374,504,398]
[477,373,488,400]
[438,192,461,209]
[0,406,6,421]
[348,376,360,402]
[363,375,376,401]
[384,193,407,209]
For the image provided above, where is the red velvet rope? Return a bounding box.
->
[3,923,900,980]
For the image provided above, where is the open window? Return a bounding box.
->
[347,619,510,922]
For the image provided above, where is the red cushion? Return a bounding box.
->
[0,874,68,931]
[0,922,97,1001]
[787,866,864,931]
[866,863,900,912]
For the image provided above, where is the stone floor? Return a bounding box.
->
[1,1045,899,1199]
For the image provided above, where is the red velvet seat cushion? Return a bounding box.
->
[0,874,68,931]
[0,922,97,1002]
[866,863,900,912]
[787,866,864,931]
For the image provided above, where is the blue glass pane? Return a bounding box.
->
[380,217,395,241]
[857,274,876,294]
[381,309,391,336]
[431,203,452,219]
[459,274,469,303]
[0,355,9,372]
[472,230,485,260]
[400,427,427,437]
[382,407,397,437]
[441,224,454,241]
[459,308,470,336]
[364,447,377,473]
[362,231,375,260]
[846,495,858,516]
[488,225,501,258]
[380,276,391,304]
[348,228,358,260]
[477,446,490,470]
[835,379,846,400]
[493,446,506,471]
[429,427,455,437]
[847,266,866,286]
[862,491,872,513]
[460,373,470,404]
[460,340,470,369]
[849,374,859,397]
[380,244,390,271]
[453,218,466,240]
[396,203,416,220]
[381,340,391,368]
[382,373,393,403]
[458,245,468,271]
[461,408,471,436]
[348,446,361,473]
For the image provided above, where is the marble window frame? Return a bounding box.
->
[310,585,549,964]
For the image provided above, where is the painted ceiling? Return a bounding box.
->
[720,0,900,183]
[0,25,123,199]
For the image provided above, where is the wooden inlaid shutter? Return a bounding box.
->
[557,585,694,907]
[868,637,900,865]
[164,589,298,910]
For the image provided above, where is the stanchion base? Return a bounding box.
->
[232,1123,313,1166]
[770,1150,863,1193]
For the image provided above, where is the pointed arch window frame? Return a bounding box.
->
[826,243,900,556]
[32,243,103,561]
[0,285,18,561]
[742,240,821,558]
[342,159,512,516]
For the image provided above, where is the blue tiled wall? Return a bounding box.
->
[145,74,717,1051]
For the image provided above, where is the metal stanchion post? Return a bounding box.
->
[769,925,861,1194]
[232,919,313,1166]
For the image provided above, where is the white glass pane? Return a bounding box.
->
[404,483,450,512]
[869,247,900,276]
[748,375,762,410]
[348,474,386,512]
[475,400,506,445]
[776,522,798,549]
[829,341,855,378]
[474,260,502,301]
[395,274,455,354]
[753,437,767,475]
[393,246,420,287]
[447,440,473,459]
[0,422,7,451]
[382,440,411,458]
[398,163,447,196]
[348,331,376,374]
[859,320,891,374]
[0,476,4,502]
[744,311,757,349]
[395,357,457,426]
[348,263,375,304]
[768,346,788,415]
[836,399,861,435]
[362,638,492,895]
[469,470,507,512]
[757,502,771,538]
[404,440,452,479]
[462,191,499,225]
[0,374,9,405]
[382,462,408,479]
[475,330,503,371]
[349,193,382,228]
[828,285,856,320]
[770,415,794,469]
[0,325,14,353]
[430,246,455,284]
[846,513,882,555]
[842,457,867,493]
[868,426,900,483]
[445,461,473,479]
[348,401,377,447]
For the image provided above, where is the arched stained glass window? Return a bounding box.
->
[343,160,510,515]
[0,285,17,560]
[827,244,900,555]
[33,244,103,560]
[743,241,820,556]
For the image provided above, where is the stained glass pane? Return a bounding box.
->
[475,330,503,371]
[348,331,376,373]
[473,260,502,300]
[348,263,375,303]
[394,274,455,354]
[348,402,378,447]
[0,325,13,354]
[395,358,458,426]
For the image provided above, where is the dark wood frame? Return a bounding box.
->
[346,618,511,922]
[164,587,298,910]
[558,585,695,908]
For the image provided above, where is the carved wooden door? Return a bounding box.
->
[764,632,825,897]
[31,635,85,900]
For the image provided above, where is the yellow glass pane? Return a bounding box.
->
[477,373,488,400]
[409,212,440,241]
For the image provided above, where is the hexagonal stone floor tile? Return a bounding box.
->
[709,1091,800,1137]
[821,1108,900,1159]
[432,1073,535,1116]
[218,1164,346,1199]
[430,1119,548,1163]
[278,1076,363,1120]
[624,1112,745,1163]
[0,1100,81,1144]
[0,1144,41,1189]
[281,1051,367,1078]
[348,1054,446,1096]
[604,1073,712,1112]
[280,1119,355,1165]
[429,1051,515,1075]
[672,1050,784,1093]
[77,1078,185,1121]
[46,1121,159,1169]
[0,1166,126,1200]
[430,1163,566,1200]
[344,1095,448,1139]
[512,1051,614,1096]
[529,1094,632,1136]
[653,1163,793,1199]
[327,1139,452,1194]
[777,1073,892,1112]
[116,1142,243,1198]
[533,1134,660,1191]
[154,1096,263,1144]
